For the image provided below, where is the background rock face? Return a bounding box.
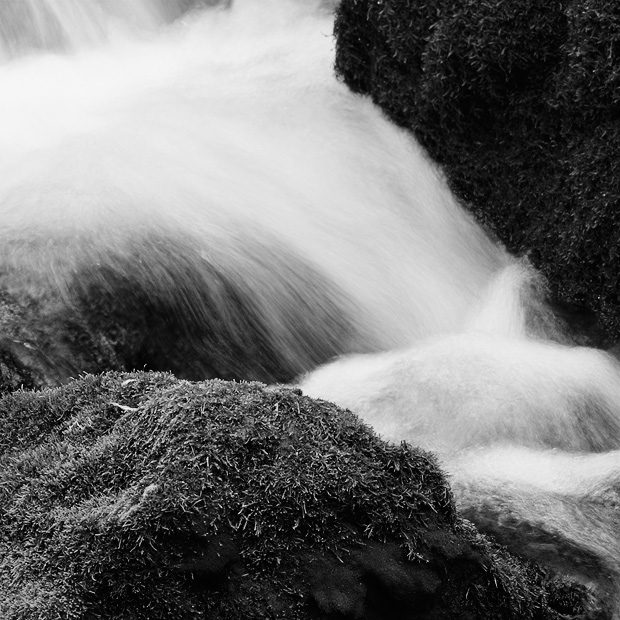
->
[0,372,585,619]
[334,0,620,344]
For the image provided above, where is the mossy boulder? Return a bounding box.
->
[0,372,585,618]
[334,0,620,343]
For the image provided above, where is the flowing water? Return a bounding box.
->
[1,0,620,615]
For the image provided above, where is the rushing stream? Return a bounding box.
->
[2,0,620,615]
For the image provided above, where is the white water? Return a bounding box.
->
[0,0,507,365]
[0,0,206,60]
[2,0,620,615]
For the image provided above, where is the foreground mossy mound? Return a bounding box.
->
[334,0,620,343]
[0,372,584,619]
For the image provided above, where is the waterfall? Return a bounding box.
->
[0,0,509,379]
[2,0,619,616]
[0,0,222,60]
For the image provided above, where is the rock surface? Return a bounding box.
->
[0,372,587,619]
[334,0,620,344]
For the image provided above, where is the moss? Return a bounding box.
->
[334,0,620,344]
[0,372,582,618]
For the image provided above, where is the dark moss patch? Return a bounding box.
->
[0,372,585,618]
[334,0,620,345]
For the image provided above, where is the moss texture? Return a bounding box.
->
[334,0,620,343]
[0,372,584,619]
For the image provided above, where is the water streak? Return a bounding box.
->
[0,0,507,365]
[2,0,620,615]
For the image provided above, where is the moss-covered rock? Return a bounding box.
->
[334,0,620,343]
[0,372,585,618]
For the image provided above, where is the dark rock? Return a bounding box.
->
[333,0,620,345]
[0,287,120,390]
[458,483,615,619]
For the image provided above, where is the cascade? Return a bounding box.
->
[2,0,620,615]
